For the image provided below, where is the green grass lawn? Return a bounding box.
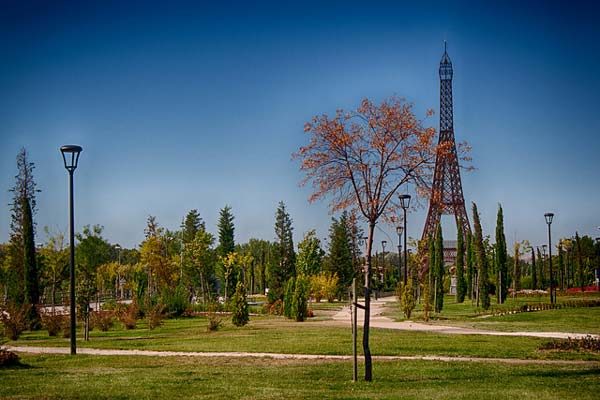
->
[1,354,598,399]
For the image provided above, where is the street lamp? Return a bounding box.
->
[396,225,403,284]
[60,145,82,355]
[544,212,554,304]
[399,194,411,285]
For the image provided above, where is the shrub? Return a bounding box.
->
[401,281,416,319]
[0,301,31,340]
[309,273,339,303]
[92,311,115,332]
[264,299,283,315]
[115,300,139,330]
[146,304,167,330]
[207,315,222,332]
[0,347,20,367]
[539,335,600,352]
[42,313,68,336]
[161,285,190,318]
[291,275,309,322]
[231,282,249,327]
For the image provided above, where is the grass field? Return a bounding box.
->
[1,354,599,399]
[2,294,599,398]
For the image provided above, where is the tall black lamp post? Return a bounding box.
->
[61,145,82,355]
[544,212,554,304]
[396,225,403,284]
[399,194,411,285]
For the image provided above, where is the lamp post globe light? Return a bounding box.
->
[544,212,554,304]
[399,194,411,285]
[60,145,82,355]
[396,225,403,284]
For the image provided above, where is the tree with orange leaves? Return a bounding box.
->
[294,96,444,381]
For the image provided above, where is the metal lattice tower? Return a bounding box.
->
[422,43,471,240]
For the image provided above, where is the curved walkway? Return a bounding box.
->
[7,346,596,365]
[331,296,599,340]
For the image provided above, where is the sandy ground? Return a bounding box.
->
[331,296,599,340]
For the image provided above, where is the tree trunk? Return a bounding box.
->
[362,222,375,382]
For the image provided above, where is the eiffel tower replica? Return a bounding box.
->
[422,42,471,243]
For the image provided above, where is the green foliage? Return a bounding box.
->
[325,211,354,297]
[575,232,585,292]
[466,232,474,299]
[400,281,416,319]
[21,196,40,327]
[283,277,295,318]
[207,314,223,332]
[291,275,309,322]
[231,281,249,327]
[539,335,600,353]
[182,209,205,244]
[296,230,324,276]
[183,228,215,304]
[161,284,190,317]
[217,206,235,258]
[456,221,466,303]
[0,301,31,340]
[309,272,339,302]
[472,202,491,310]
[532,247,539,290]
[434,224,445,313]
[495,204,508,303]
[269,202,296,302]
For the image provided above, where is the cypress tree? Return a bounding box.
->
[182,209,205,244]
[575,232,584,292]
[434,224,444,313]
[22,196,40,326]
[231,281,249,327]
[428,235,435,305]
[217,206,235,258]
[283,277,295,318]
[531,246,537,290]
[326,212,353,297]
[456,221,466,303]
[495,204,508,304]
[466,231,474,299]
[472,202,490,310]
[269,202,295,301]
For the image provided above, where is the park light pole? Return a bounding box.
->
[399,194,411,285]
[396,225,403,284]
[60,145,82,355]
[544,213,554,304]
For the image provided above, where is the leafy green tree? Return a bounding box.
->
[269,201,296,302]
[575,232,585,291]
[557,241,564,290]
[326,212,354,297]
[237,239,274,295]
[456,221,466,303]
[231,281,249,326]
[140,218,176,294]
[434,224,444,313]
[472,203,490,310]
[39,229,68,313]
[513,242,521,293]
[296,230,324,276]
[22,196,40,326]
[495,204,508,303]
[183,229,215,304]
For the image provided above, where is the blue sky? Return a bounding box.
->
[1,0,599,252]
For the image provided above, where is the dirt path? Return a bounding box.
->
[330,296,599,340]
[7,345,597,365]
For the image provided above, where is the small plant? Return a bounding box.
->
[0,301,31,340]
[291,275,309,322]
[115,300,139,330]
[266,299,283,315]
[42,313,67,336]
[539,335,600,353]
[91,311,115,332]
[0,343,20,367]
[146,304,167,330]
[207,315,223,332]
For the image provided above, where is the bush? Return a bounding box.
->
[161,285,190,318]
[91,311,115,332]
[291,275,309,322]
[539,335,600,352]
[146,304,167,330]
[115,300,139,330]
[231,282,249,327]
[42,313,68,336]
[0,301,31,340]
[264,299,283,315]
[309,273,339,303]
[283,277,295,318]
[0,347,20,367]
[401,281,416,319]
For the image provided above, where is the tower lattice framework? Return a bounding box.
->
[422,43,471,240]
